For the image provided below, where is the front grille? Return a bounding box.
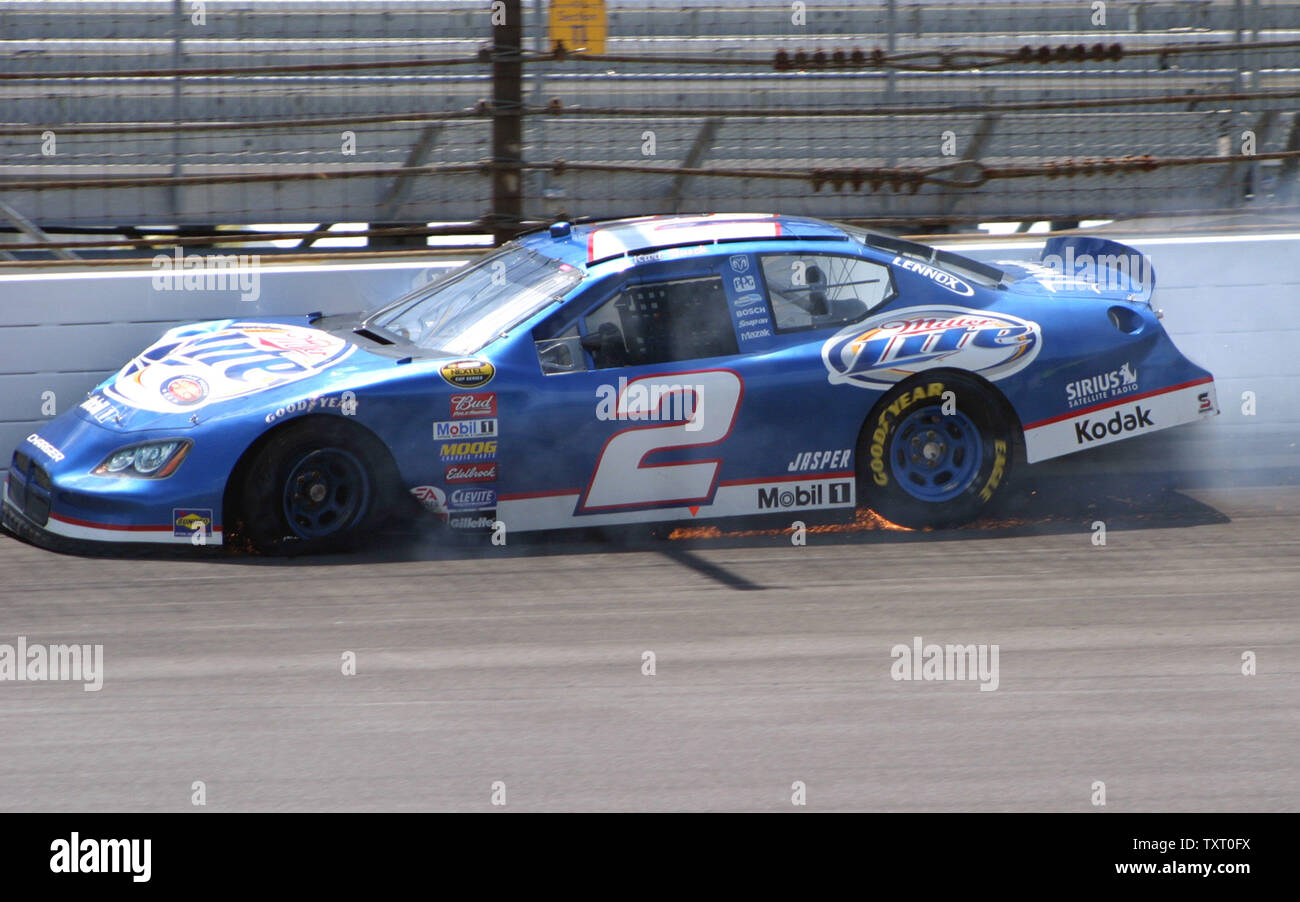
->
[7,449,51,527]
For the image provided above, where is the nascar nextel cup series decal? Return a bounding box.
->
[822,306,1041,390]
[439,359,495,388]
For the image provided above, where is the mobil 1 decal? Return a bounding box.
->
[724,254,775,347]
[822,306,1041,390]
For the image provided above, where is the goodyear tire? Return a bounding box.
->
[239,420,397,553]
[857,373,1013,529]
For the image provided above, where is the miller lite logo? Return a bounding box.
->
[822,306,1042,390]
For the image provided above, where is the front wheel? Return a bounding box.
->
[238,420,396,553]
[857,373,1015,529]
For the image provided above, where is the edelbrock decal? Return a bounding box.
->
[822,306,1042,390]
[104,321,355,414]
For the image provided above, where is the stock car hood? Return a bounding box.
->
[75,316,408,432]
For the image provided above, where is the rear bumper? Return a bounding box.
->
[1022,376,1217,464]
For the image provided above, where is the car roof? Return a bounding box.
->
[513,213,1007,287]
[517,213,853,268]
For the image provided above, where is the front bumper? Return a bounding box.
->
[3,480,225,552]
[3,426,227,548]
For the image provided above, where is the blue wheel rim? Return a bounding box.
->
[282,448,370,539]
[890,405,983,503]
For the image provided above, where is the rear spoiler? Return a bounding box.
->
[1041,236,1156,305]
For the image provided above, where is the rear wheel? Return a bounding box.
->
[239,420,396,553]
[857,373,1014,528]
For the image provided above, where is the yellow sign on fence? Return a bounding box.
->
[549,0,607,54]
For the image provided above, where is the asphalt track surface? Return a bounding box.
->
[1,467,1297,812]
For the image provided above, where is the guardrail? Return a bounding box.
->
[0,0,1297,240]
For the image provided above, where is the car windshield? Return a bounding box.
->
[367,244,583,354]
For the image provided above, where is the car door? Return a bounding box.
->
[498,253,751,531]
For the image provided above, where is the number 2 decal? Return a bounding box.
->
[579,370,744,513]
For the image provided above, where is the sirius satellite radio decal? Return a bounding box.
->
[822,306,1042,390]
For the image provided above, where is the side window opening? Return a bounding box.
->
[759,254,894,332]
[583,273,739,369]
[536,323,586,374]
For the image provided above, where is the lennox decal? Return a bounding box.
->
[891,256,974,296]
[822,306,1042,390]
[103,321,354,414]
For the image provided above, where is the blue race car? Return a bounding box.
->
[4,214,1217,553]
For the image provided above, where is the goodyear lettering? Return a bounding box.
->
[979,439,1008,501]
[870,382,945,486]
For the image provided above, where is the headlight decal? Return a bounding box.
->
[92,440,191,478]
